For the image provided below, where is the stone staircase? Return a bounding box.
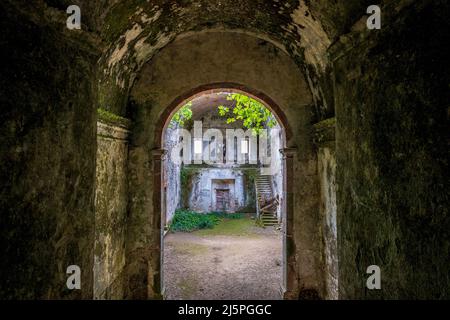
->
[255,175,279,226]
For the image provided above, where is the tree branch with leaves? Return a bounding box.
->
[217,93,277,135]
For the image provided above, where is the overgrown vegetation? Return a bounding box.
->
[180,167,194,208]
[170,209,244,232]
[217,93,277,135]
[170,209,219,232]
[97,108,130,127]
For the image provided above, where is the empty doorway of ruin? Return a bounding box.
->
[160,89,287,299]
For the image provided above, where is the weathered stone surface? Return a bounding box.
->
[181,166,256,213]
[0,1,99,299]
[318,147,338,299]
[334,1,450,299]
[94,120,130,299]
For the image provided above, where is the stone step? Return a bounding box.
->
[262,221,279,226]
[256,175,277,227]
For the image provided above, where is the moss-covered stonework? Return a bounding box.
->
[89,0,375,121]
[313,117,336,147]
[333,1,450,299]
[94,120,130,299]
[97,108,131,128]
[0,1,100,299]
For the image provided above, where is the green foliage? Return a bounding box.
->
[169,102,193,128]
[208,212,244,219]
[180,168,195,208]
[217,93,277,135]
[170,209,220,232]
[170,209,244,232]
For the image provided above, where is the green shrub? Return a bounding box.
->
[170,209,220,232]
[170,210,245,232]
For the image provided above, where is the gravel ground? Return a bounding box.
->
[163,223,283,300]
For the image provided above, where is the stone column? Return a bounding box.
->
[280,147,298,299]
[150,148,167,299]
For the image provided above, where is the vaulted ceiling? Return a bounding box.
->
[42,0,377,117]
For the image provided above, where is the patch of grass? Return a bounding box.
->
[194,217,256,237]
[208,212,244,219]
[170,209,249,233]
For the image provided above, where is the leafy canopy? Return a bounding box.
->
[217,93,277,135]
[169,101,193,128]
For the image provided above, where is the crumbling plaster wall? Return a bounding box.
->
[96,0,336,119]
[94,120,130,299]
[318,146,338,300]
[163,127,182,225]
[182,167,250,213]
[314,118,338,300]
[267,125,284,221]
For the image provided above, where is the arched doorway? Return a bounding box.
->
[125,32,324,300]
[157,86,290,299]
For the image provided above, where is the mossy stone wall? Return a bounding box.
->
[334,1,450,299]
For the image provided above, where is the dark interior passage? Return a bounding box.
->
[0,0,449,300]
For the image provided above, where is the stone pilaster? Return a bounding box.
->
[280,147,298,299]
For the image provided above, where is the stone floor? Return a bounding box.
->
[163,219,283,300]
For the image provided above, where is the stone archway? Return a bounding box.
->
[2,0,448,300]
[125,32,324,299]
[155,84,292,299]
